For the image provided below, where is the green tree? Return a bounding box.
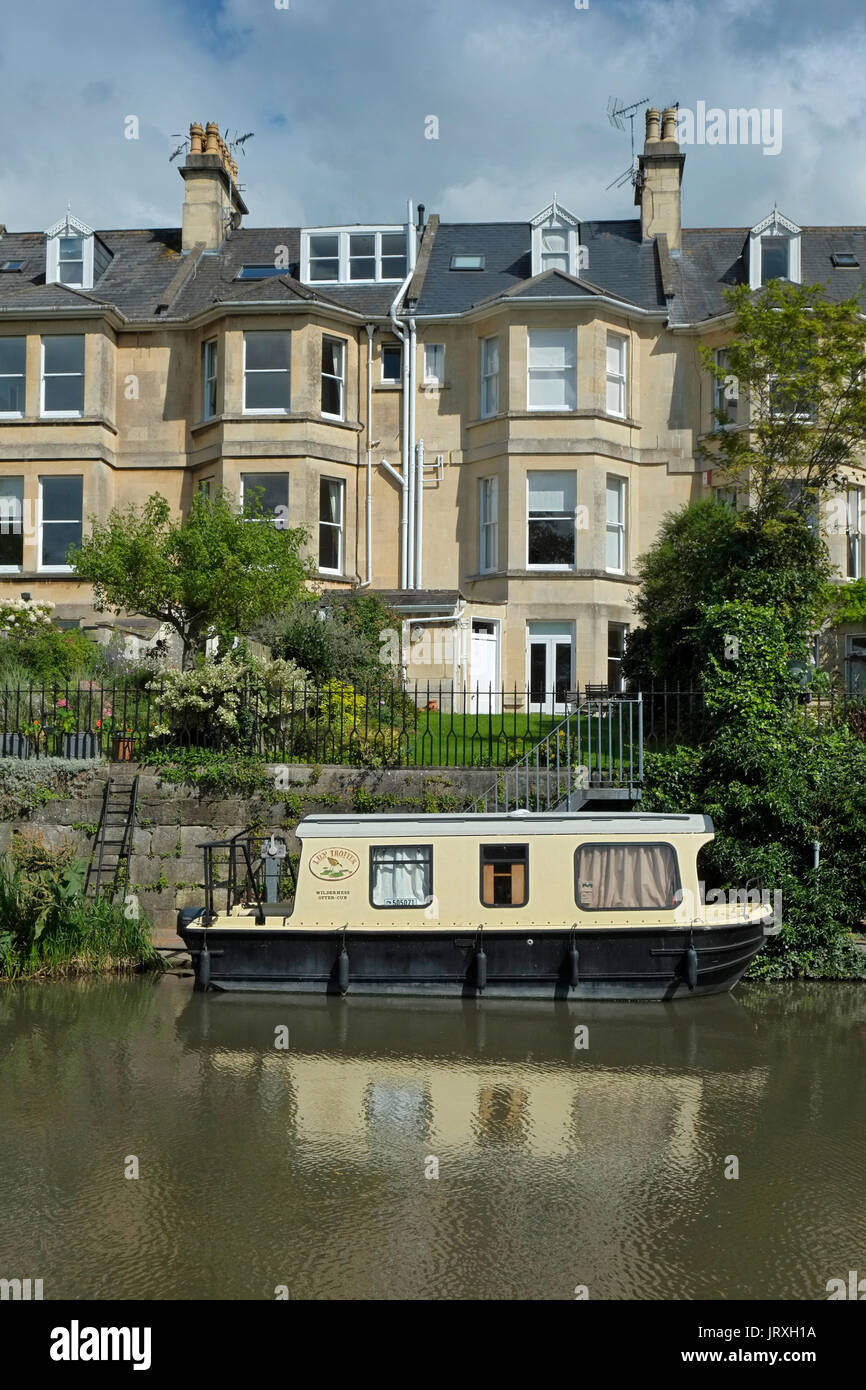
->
[702,279,866,521]
[625,498,829,685]
[70,491,309,668]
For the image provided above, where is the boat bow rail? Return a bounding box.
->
[199,827,297,925]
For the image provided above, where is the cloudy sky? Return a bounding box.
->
[1,0,865,234]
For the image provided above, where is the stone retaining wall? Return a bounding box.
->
[0,762,498,935]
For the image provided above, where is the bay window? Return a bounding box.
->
[605,332,627,417]
[41,336,84,416]
[321,337,346,419]
[605,476,626,573]
[480,336,499,418]
[39,475,82,570]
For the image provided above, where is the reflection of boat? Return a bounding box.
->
[175,995,768,1163]
[179,813,777,999]
[177,991,763,1073]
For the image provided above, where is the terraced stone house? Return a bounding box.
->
[0,110,864,703]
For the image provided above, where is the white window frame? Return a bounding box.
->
[0,336,26,418]
[478,476,499,574]
[527,329,577,413]
[526,470,577,571]
[423,343,445,388]
[480,336,499,418]
[318,477,345,575]
[321,335,346,421]
[301,227,409,285]
[847,486,864,580]
[605,332,628,418]
[605,476,627,575]
[242,331,291,415]
[0,475,24,572]
[38,475,83,573]
[713,347,741,426]
[381,342,402,385]
[202,338,218,421]
[40,336,84,418]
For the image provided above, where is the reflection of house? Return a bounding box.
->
[206,1051,768,1166]
[1,109,864,694]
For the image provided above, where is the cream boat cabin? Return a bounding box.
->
[178,812,779,999]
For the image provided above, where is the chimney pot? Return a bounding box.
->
[204,122,220,155]
[189,122,204,155]
[645,108,661,144]
[661,107,678,143]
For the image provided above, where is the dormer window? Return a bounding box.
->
[530,200,581,279]
[748,210,801,290]
[45,213,110,291]
[301,227,408,284]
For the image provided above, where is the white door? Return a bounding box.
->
[470,620,500,713]
[527,621,573,715]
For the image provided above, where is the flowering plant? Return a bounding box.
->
[0,597,55,636]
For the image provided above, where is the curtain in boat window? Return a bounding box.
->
[370,846,432,907]
[575,844,680,910]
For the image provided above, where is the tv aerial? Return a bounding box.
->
[605,96,650,191]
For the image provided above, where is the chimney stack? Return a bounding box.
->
[179,120,248,252]
[635,105,684,250]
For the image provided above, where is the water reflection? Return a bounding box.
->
[0,977,863,1300]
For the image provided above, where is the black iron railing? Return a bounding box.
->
[0,680,862,768]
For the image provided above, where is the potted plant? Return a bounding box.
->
[99,710,136,761]
[54,697,99,760]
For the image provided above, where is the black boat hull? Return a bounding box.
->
[179,919,770,999]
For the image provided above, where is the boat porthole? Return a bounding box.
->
[527,938,533,945]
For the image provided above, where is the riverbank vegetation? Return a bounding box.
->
[633,281,866,979]
[0,836,159,981]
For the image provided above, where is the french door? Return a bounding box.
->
[527,622,574,714]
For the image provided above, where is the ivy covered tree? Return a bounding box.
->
[70,491,309,668]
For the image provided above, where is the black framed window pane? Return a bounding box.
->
[42,476,82,521]
[319,527,339,570]
[528,517,574,565]
[245,333,290,372]
[370,846,432,907]
[555,643,571,702]
[529,644,546,704]
[44,376,84,413]
[0,338,25,375]
[321,376,341,415]
[761,238,788,280]
[382,346,402,380]
[43,336,84,374]
[245,372,290,411]
[242,473,288,518]
[0,528,23,565]
[0,376,24,412]
[42,521,81,566]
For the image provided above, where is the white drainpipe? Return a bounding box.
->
[387,204,418,590]
[415,437,424,587]
[358,323,376,588]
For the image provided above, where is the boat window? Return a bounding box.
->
[370,845,433,908]
[574,843,680,911]
[480,844,528,907]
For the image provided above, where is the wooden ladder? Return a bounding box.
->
[85,775,139,903]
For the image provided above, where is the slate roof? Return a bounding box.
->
[1,215,865,326]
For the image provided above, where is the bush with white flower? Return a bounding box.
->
[147,652,309,750]
[0,598,55,636]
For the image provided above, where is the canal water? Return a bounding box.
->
[0,975,864,1301]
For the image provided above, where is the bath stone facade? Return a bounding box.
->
[0,108,864,702]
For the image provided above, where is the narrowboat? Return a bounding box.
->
[178,812,779,999]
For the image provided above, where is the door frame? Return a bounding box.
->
[526,621,575,715]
